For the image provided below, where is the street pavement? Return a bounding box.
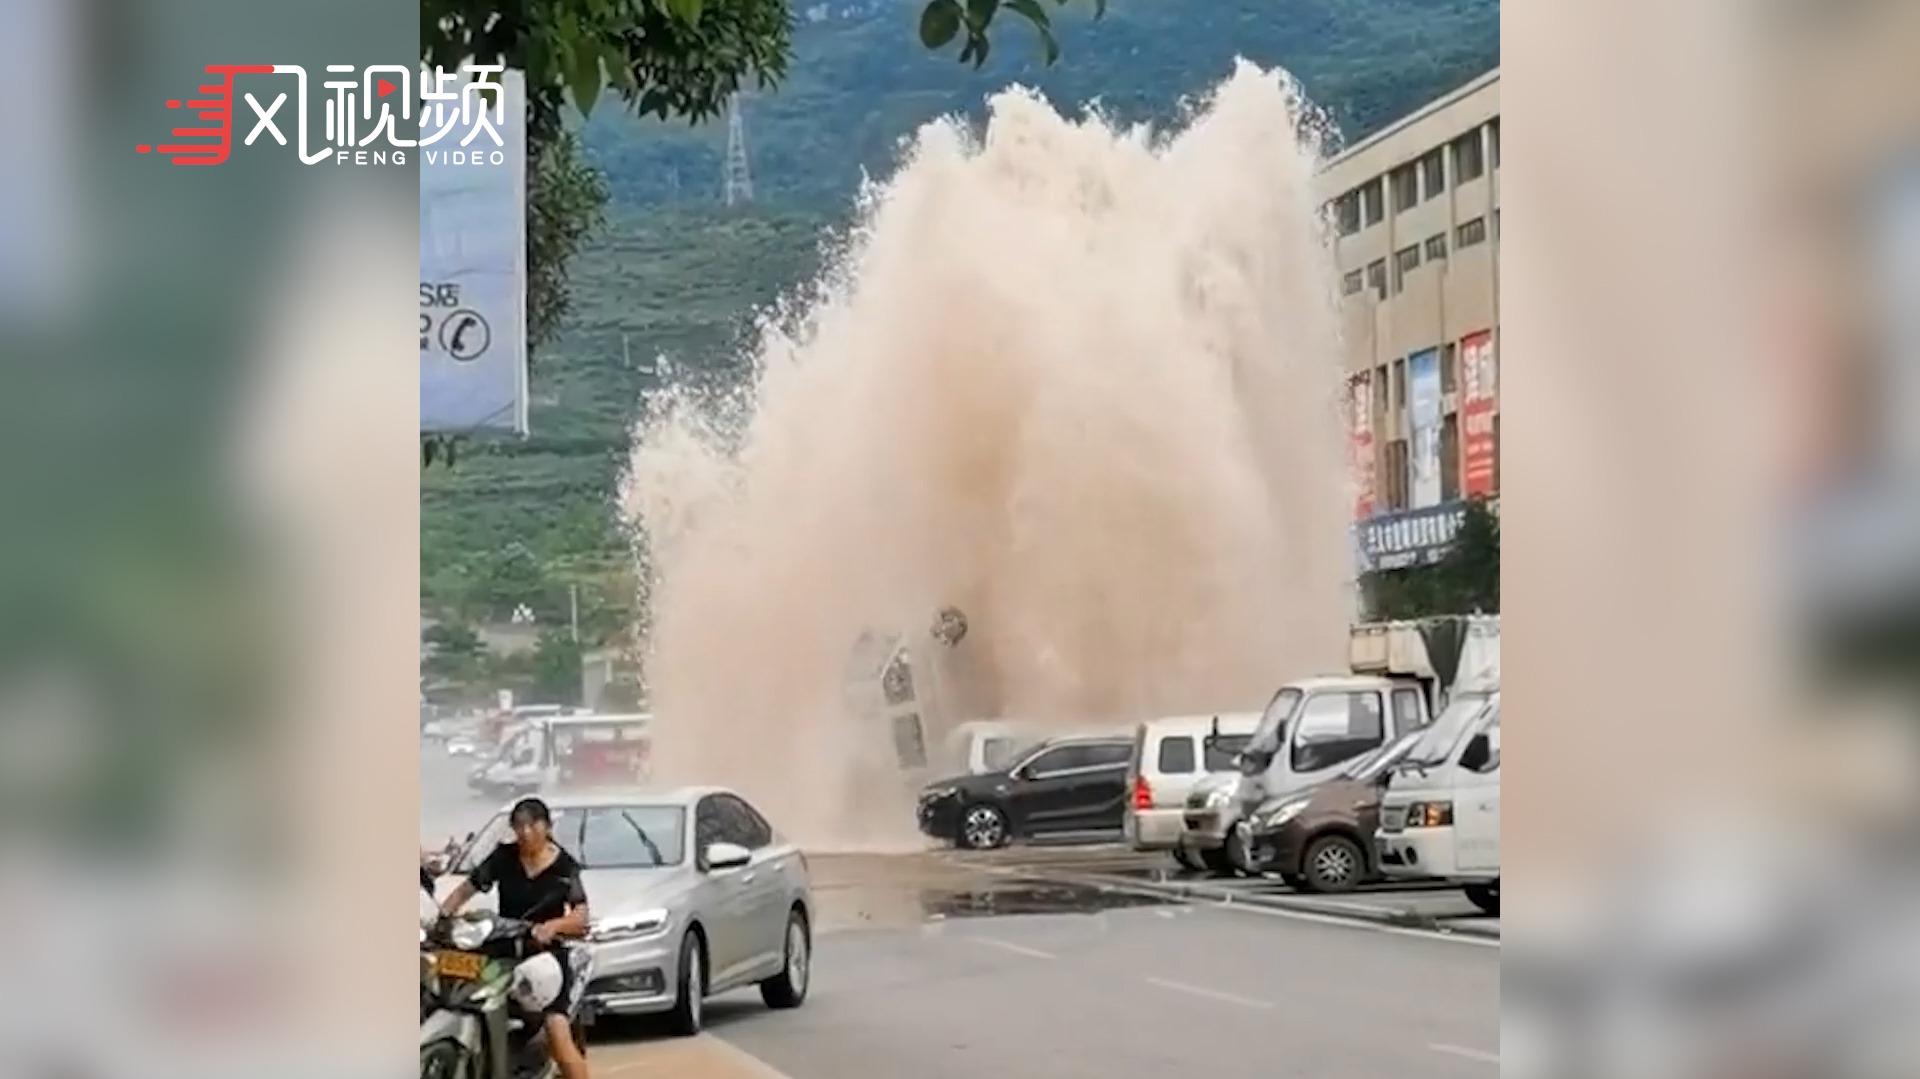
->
[420,740,1499,1077]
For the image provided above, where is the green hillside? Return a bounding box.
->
[421,0,1499,652]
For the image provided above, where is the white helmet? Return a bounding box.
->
[510,952,565,1012]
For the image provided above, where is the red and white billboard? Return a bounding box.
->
[1460,330,1499,497]
[1347,372,1376,520]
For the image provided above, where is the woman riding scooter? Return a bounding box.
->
[436,798,593,1079]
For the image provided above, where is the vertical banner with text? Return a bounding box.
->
[1408,347,1443,507]
[420,68,528,434]
[1460,330,1499,497]
[1347,372,1376,520]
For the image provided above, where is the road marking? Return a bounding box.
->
[1204,898,1502,948]
[598,1034,796,1078]
[1144,976,1275,1010]
[1430,1043,1500,1065]
[969,935,1056,960]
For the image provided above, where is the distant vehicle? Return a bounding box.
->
[428,787,814,1035]
[446,737,480,757]
[467,714,652,799]
[917,734,1135,850]
[1121,713,1260,870]
[1234,728,1424,891]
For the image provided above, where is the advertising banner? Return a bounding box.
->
[1460,330,1499,497]
[1353,498,1501,574]
[1407,348,1442,507]
[420,68,528,434]
[1347,372,1376,521]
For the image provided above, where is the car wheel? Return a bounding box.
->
[759,907,811,1009]
[957,803,1008,850]
[1197,846,1236,877]
[1302,835,1365,894]
[1172,847,1204,873]
[664,930,705,1037]
[1464,880,1500,916]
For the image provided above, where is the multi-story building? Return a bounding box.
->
[1317,69,1500,575]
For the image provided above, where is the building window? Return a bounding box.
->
[1457,217,1488,248]
[1392,245,1420,294]
[1374,364,1389,418]
[1420,149,1446,200]
[1391,358,1407,413]
[1366,259,1387,300]
[1333,192,1361,237]
[1493,209,1500,242]
[1383,439,1410,510]
[1341,269,1364,296]
[1391,246,1419,293]
[1390,164,1419,213]
[1441,341,1458,395]
[1440,413,1461,501]
[1425,233,1448,261]
[1490,118,1500,169]
[1360,179,1385,227]
[1452,128,1486,184]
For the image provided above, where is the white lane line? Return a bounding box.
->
[1144,976,1275,1010]
[969,936,1057,960]
[707,1034,805,1078]
[1202,897,1503,949]
[1430,1043,1500,1065]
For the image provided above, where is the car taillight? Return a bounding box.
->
[1132,774,1153,810]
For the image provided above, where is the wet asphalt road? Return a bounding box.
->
[420,740,1498,1077]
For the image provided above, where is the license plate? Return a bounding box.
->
[436,951,485,982]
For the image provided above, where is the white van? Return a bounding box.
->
[1123,713,1261,865]
[1376,690,1500,914]
[1179,675,1435,873]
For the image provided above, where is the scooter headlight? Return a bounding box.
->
[450,917,494,951]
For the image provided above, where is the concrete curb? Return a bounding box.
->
[985,864,1502,941]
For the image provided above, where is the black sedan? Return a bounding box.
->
[917,735,1134,849]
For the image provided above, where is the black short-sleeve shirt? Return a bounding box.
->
[468,842,588,923]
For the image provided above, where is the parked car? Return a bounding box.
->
[1233,728,1424,892]
[1122,713,1260,869]
[429,786,813,1036]
[917,734,1135,849]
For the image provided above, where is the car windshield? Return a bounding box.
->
[1240,688,1303,767]
[1340,729,1423,782]
[1404,691,1498,767]
[578,805,688,868]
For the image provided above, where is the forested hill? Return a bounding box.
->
[580,0,1499,211]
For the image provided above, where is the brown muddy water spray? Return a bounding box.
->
[622,62,1355,849]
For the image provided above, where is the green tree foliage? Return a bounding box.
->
[422,620,487,685]
[530,629,585,706]
[1360,498,1500,621]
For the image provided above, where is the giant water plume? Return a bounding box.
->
[623,63,1355,848]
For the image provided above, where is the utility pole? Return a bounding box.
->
[569,583,580,645]
[723,94,754,207]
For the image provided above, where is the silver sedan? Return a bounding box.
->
[432,786,814,1036]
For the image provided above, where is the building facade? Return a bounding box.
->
[1316,69,1500,575]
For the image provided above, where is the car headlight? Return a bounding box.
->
[1257,798,1312,829]
[589,908,671,943]
[920,787,956,803]
[1406,801,1455,828]
[449,917,494,951]
[1205,781,1239,809]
